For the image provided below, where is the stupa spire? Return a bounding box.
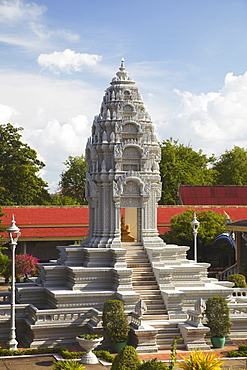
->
[120,58,125,71]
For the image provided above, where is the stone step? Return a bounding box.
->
[134,285,159,290]
[128,263,151,268]
[126,251,147,255]
[132,280,157,286]
[127,259,149,264]
[136,291,162,297]
[142,314,169,320]
[156,331,180,339]
[144,301,165,305]
[130,268,153,272]
[152,323,180,330]
[132,275,155,280]
[143,308,167,315]
[132,276,157,285]
[132,271,154,276]
[140,303,164,309]
[157,342,186,350]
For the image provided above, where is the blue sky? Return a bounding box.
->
[0,0,247,191]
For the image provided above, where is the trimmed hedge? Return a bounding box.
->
[228,344,247,357]
[227,274,247,288]
[0,347,113,363]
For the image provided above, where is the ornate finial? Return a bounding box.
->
[120,58,125,71]
[7,214,20,234]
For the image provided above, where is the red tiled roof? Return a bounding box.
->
[1,206,88,226]
[1,205,247,240]
[179,186,247,205]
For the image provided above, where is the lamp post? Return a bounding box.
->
[191,213,200,263]
[6,215,21,351]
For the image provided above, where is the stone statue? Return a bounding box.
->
[194,298,206,315]
[135,299,147,318]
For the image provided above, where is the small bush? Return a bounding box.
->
[227,274,247,288]
[228,350,247,357]
[177,351,224,370]
[139,358,168,369]
[111,345,141,370]
[228,343,247,357]
[238,344,247,352]
[51,360,86,370]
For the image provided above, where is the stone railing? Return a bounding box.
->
[186,309,204,327]
[231,287,247,300]
[0,304,30,320]
[27,304,90,324]
[228,302,247,315]
[87,308,102,327]
[128,311,141,329]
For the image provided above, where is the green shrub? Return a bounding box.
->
[0,346,113,363]
[227,350,247,357]
[102,300,130,343]
[95,350,114,363]
[138,358,168,369]
[205,296,231,337]
[51,360,86,370]
[60,350,85,359]
[111,345,141,370]
[238,344,247,352]
[59,349,113,362]
[228,343,247,357]
[227,274,247,288]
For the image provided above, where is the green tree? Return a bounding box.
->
[164,209,227,261]
[58,155,87,205]
[49,194,80,205]
[212,146,247,185]
[159,138,215,205]
[0,123,50,205]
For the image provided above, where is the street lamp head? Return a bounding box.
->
[191,212,200,232]
[6,215,21,243]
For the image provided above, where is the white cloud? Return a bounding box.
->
[0,102,20,124]
[28,115,90,154]
[0,0,79,49]
[0,69,102,189]
[25,115,91,192]
[0,0,46,24]
[37,49,102,73]
[156,71,247,156]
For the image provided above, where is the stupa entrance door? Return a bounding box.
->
[121,207,140,242]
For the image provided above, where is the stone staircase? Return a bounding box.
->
[124,242,185,350]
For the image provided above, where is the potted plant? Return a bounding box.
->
[205,296,231,348]
[102,299,130,352]
[76,333,103,364]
